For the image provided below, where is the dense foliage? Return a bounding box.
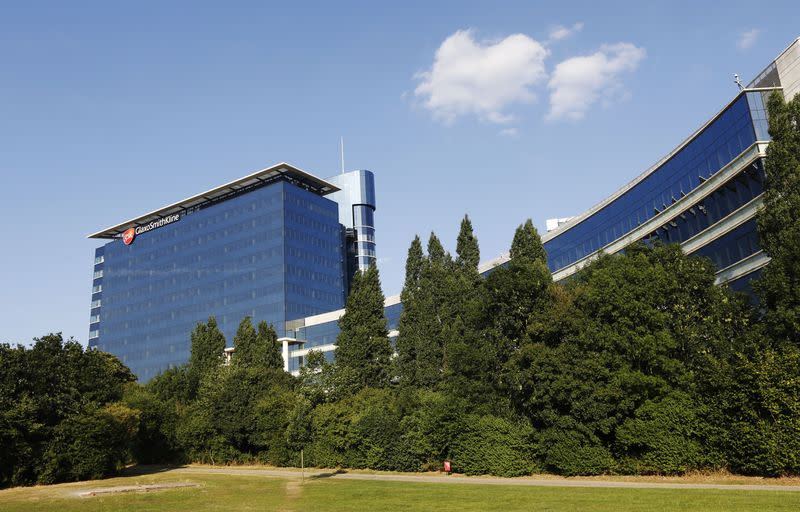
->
[3,92,800,486]
[0,335,136,486]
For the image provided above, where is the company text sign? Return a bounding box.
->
[122,214,180,245]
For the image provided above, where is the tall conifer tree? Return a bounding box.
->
[484,220,552,366]
[510,219,548,264]
[232,317,258,366]
[414,233,454,386]
[189,316,227,380]
[395,236,425,385]
[756,91,800,345]
[257,320,284,370]
[456,214,480,273]
[335,262,392,388]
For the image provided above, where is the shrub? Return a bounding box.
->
[451,414,537,476]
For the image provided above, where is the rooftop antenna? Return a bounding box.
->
[340,137,345,174]
[733,73,744,91]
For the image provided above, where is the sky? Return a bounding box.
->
[1,1,798,346]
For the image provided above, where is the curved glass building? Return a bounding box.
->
[284,37,800,373]
[90,38,800,379]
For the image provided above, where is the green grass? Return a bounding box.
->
[1,470,800,511]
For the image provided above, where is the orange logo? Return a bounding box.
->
[122,228,136,245]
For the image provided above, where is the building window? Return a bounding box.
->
[93,270,103,279]
[90,314,100,323]
[91,299,102,309]
[89,330,99,339]
[92,284,102,293]
[94,255,105,265]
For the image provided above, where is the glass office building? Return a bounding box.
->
[326,170,378,280]
[283,37,800,374]
[88,164,376,381]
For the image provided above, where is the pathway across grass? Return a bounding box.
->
[1,467,800,512]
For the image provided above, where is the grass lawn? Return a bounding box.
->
[1,470,800,511]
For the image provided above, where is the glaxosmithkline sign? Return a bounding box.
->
[122,214,181,245]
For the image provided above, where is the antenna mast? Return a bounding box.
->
[340,137,345,174]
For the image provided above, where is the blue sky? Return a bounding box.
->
[1,1,798,346]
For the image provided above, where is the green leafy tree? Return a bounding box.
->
[335,262,392,389]
[510,219,547,263]
[0,334,136,486]
[232,317,257,366]
[258,320,284,370]
[286,397,314,470]
[482,221,552,367]
[455,214,480,273]
[395,236,425,385]
[505,244,747,475]
[188,317,227,388]
[756,91,800,345]
[122,384,182,464]
[413,234,457,387]
[232,317,282,370]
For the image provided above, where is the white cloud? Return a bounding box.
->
[499,127,518,137]
[738,29,759,50]
[546,43,645,121]
[414,30,549,124]
[548,22,584,42]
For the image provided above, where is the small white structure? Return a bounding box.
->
[222,346,236,366]
[545,217,576,232]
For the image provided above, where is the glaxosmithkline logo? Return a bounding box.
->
[121,214,180,245]
[122,228,135,245]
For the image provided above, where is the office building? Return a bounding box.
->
[284,37,800,373]
[88,164,375,380]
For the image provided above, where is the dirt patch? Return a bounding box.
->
[76,482,200,497]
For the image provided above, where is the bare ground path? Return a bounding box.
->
[162,466,800,492]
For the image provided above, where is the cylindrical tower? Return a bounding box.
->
[326,169,377,273]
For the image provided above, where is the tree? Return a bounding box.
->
[504,243,748,475]
[232,317,283,370]
[412,234,457,387]
[756,90,800,345]
[335,262,392,389]
[455,214,480,273]
[394,236,425,386]
[286,397,313,474]
[0,334,137,486]
[232,317,258,366]
[188,317,227,386]
[258,321,285,370]
[482,221,552,367]
[510,219,547,264]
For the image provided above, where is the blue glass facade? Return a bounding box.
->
[542,91,770,272]
[285,88,777,373]
[91,180,346,381]
[327,170,378,276]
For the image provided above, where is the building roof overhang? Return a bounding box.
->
[88,162,339,239]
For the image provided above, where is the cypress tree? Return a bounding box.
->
[484,221,552,366]
[414,233,455,386]
[189,316,227,380]
[456,214,480,272]
[257,320,284,370]
[756,91,800,345]
[232,317,258,366]
[395,236,425,385]
[335,262,392,388]
[510,219,548,264]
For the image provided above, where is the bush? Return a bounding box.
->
[39,404,139,484]
[451,414,536,476]
[615,392,704,474]
[540,429,616,476]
